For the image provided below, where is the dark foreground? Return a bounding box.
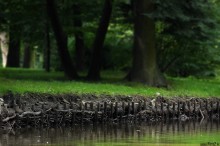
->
[0,92,220,131]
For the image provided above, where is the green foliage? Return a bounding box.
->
[102,23,133,70]
[111,0,220,77]
[156,28,219,77]
[153,0,220,77]
[0,1,45,42]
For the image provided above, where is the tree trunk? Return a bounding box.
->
[87,0,113,80]
[46,0,78,79]
[0,32,9,67]
[44,20,51,72]
[73,4,85,71]
[7,26,20,67]
[127,0,167,87]
[23,43,33,68]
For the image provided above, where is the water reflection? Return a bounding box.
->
[0,120,220,146]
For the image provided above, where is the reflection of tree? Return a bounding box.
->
[0,121,219,145]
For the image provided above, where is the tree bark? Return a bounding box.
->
[0,32,9,67]
[7,26,20,67]
[44,20,51,72]
[46,0,78,79]
[23,43,33,68]
[127,0,167,87]
[87,0,113,80]
[73,4,85,71]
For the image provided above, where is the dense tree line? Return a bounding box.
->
[0,0,219,87]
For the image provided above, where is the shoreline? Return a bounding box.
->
[0,92,220,130]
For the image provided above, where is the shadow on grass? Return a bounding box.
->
[0,67,131,84]
[0,68,172,91]
[0,68,68,81]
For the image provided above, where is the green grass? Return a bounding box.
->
[1,68,220,97]
[0,68,67,81]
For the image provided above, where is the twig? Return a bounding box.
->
[2,114,16,122]
[18,111,41,118]
[45,108,52,113]
[200,109,204,120]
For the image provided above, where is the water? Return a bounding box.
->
[1,120,220,146]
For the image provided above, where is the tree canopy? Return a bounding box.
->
[0,0,219,86]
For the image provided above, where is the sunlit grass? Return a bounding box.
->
[168,76,220,97]
[0,78,166,96]
[0,68,220,97]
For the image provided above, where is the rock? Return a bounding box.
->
[179,114,189,122]
[150,99,156,107]
[14,105,23,114]
[7,108,16,116]
[0,98,4,103]
[155,92,160,97]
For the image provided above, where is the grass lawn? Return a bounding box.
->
[0,68,220,97]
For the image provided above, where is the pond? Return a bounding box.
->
[1,120,220,146]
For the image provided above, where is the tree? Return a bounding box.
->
[6,24,20,67]
[127,0,167,87]
[46,0,78,79]
[154,0,219,77]
[0,32,8,67]
[5,1,22,68]
[72,3,85,71]
[87,0,113,80]
[44,19,51,72]
[23,43,33,68]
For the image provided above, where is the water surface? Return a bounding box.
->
[1,120,220,146]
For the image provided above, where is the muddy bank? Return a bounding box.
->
[0,92,220,130]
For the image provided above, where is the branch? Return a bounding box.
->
[18,111,41,118]
[2,113,16,122]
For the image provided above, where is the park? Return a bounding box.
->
[0,0,220,145]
